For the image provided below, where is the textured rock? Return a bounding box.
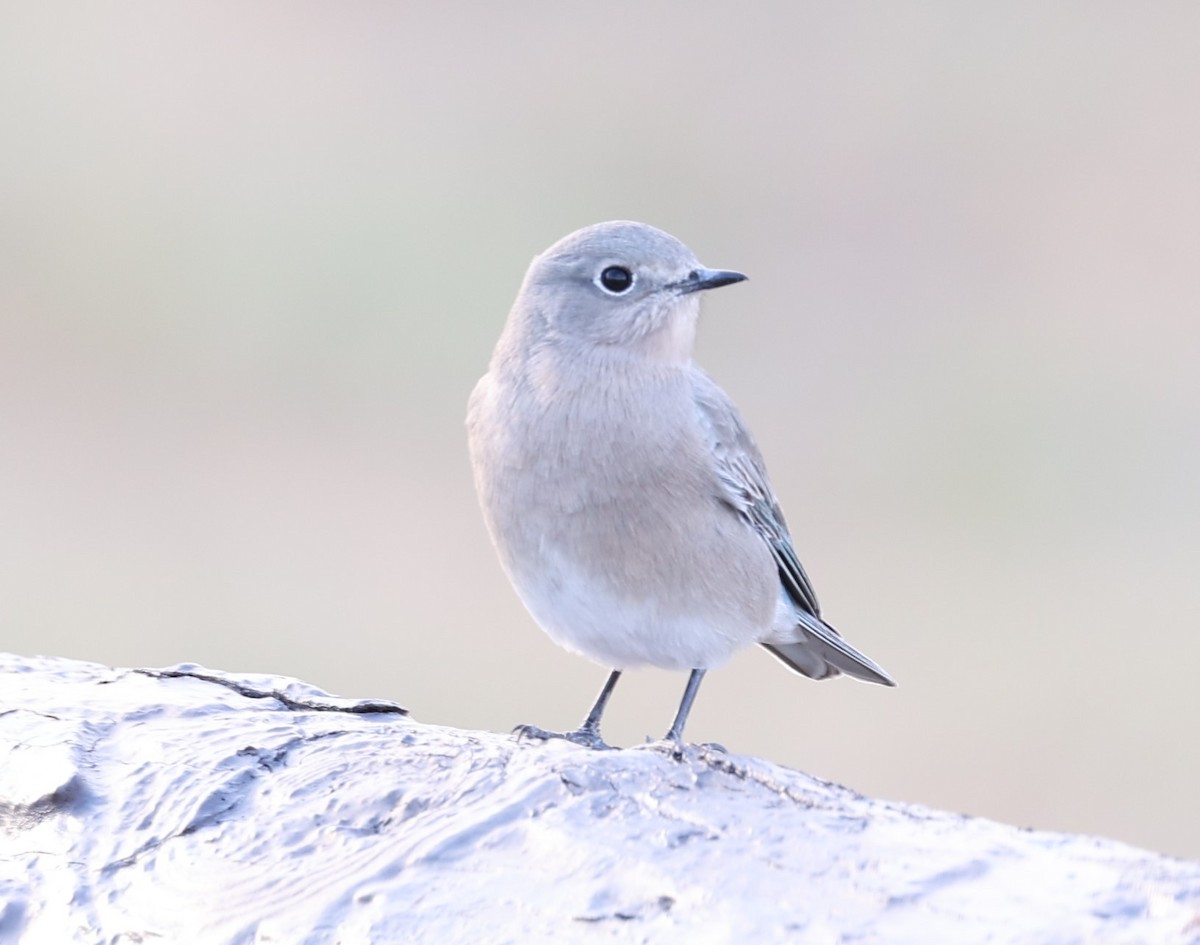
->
[1,653,1198,944]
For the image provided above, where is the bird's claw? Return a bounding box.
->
[640,735,689,761]
[512,723,614,751]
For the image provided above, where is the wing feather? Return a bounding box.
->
[690,371,821,617]
[691,370,895,687]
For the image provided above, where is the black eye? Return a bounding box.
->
[598,266,634,294]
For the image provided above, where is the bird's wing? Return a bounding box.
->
[689,370,821,617]
[691,370,895,687]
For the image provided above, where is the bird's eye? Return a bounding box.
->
[597,266,634,294]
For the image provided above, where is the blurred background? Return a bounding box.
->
[2,4,1198,858]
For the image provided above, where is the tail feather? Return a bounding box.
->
[763,613,895,687]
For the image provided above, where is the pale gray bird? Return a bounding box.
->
[467,221,893,750]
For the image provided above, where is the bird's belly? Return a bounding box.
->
[509,539,771,671]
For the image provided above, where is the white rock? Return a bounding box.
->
[1,653,1197,944]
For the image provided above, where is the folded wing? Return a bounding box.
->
[690,370,894,687]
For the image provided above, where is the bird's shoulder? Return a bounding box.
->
[687,369,774,508]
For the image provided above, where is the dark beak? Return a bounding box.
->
[673,267,748,295]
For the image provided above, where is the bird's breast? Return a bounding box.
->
[469,353,778,644]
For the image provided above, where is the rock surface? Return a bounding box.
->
[1,652,1198,944]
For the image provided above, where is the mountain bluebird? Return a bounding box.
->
[467,221,893,749]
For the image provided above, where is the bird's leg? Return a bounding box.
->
[662,668,706,753]
[566,668,621,748]
[514,669,621,750]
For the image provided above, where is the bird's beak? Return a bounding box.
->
[673,267,748,295]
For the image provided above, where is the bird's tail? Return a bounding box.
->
[762,612,895,687]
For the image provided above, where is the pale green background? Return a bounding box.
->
[3,4,1198,858]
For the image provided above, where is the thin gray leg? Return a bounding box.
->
[578,669,622,737]
[514,669,622,750]
[664,668,706,746]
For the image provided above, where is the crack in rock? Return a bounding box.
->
[134,668,407,716]
[693,745,846,810]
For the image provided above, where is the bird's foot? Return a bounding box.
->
[642,735,689,761]
[640,737,725,761]
[512,723,614,751]
[563,727,615,751]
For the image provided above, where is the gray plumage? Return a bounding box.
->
[467,221,893,748]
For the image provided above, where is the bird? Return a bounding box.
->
[466,221,893,750]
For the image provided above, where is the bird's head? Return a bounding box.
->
[512,221,746,362]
